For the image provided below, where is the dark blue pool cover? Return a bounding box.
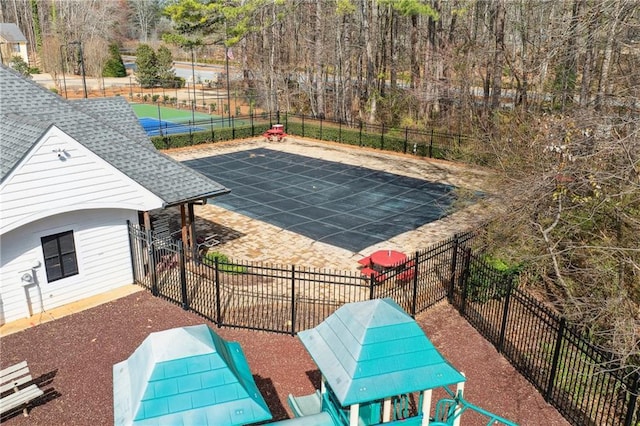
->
[183,148,458,253]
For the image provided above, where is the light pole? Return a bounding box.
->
[59,44,68,99]
[69,40,87,98]
[190,45,196,124]
[225,46,231,127]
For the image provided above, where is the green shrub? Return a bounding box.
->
[202,251,247,274]
[465,256,523,303]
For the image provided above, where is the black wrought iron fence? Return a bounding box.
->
[148,111,473,161]
[128,223,470,332]
[127,222,638,426]
[452,249,639,426]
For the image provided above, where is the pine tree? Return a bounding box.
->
[135,44,157,88]
[103,43,127,77]
[156,45,177,87]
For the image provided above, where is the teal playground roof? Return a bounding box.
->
[113,325,272,426]
[298,298,466,406]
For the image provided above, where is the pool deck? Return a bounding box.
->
[166,136,493,270]
[1,137,493,336]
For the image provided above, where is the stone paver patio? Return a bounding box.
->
[162,137,494,271]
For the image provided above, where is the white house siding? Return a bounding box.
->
[0,125,165,325]
[0,126,163,235]
[0,209,138,324]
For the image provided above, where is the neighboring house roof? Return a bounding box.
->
[0,66,229,207]
[0,23,26,43]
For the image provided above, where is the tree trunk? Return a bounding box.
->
[361,0,376,122]
[314,0,325,118]
[410,14,419,90]
[595,0,623,111]
[490,0,505,110]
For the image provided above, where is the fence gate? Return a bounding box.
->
[128,223,186,306]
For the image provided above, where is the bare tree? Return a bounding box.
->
[128,0,161,43]
[486,109,640,370]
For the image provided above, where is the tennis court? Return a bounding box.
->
[132,104,236,136]
[183,148,461,252]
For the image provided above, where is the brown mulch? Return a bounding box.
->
[0,290,569,426]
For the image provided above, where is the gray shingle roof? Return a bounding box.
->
[71,97,154,148]
[0,23,26,42]
[0,114,50,176]
[0,66,229,206]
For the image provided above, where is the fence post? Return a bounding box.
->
[291,265,296,336]
[277,110,281,124]
[339,119,342,143]
[188,120,193,145]
[359,121,363,147]
[429,129,434,158]
[250,111,254,136]
[319,116,323,140]
[369,275,375,300]
[148,230,158,297]
[403,127,408,154]
[380,123,385,150]
[179,244,189,311]
[410,251,419,317]
[624,371,639,426]
[210,117,214,140]
[458,248,472,316]
[302,114,305,137]
[126,221,137,282]
[215,257,222,327]
[497,281,512,353]
[232,116,235,139]
[448,234,460,303]
[546,317,566,401]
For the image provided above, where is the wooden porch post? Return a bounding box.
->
[188,203,198,259]
[180,204,189,251]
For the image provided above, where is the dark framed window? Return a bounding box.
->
[41,231,79,282]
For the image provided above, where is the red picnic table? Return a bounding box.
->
[263,124,287,141]
[358,250,414,282]
[370,250,408,267]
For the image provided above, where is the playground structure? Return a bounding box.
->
[285,298,517,426]
[113,299,517,425]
